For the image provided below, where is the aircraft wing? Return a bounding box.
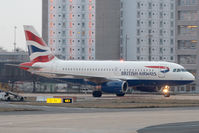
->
[33,71,135,84]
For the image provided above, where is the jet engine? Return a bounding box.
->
[101,80,128,96]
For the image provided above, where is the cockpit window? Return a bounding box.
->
[177,69,181,72]
[181,69,187,72]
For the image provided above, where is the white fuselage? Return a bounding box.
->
[30,59,195,87]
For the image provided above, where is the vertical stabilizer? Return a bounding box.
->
[24,25,55,63]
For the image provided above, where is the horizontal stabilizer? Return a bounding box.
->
[5,64,41,69]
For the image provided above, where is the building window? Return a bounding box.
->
[178,25,198,36]
[170,30,174,36]
[178,0,198,6]
[137,47,140,53]
[137,11,140,18]
[121,11,123,17]
[121,20,124,27]
[170,48,174,53]
[160,29,163,36]
[82,5,85,11]
[137,29,140,35]
[160,3,163,9]
[160,21,163,27]
[148,20,152,27]
[148,2,152,9]
[178,55,196,64]
[148,12,152,18]
[170,12,174,19]
[121,2,123,8]
[160,39,163,45]
[160,12,163,18]
[170,21,174,27]
[137,2,140,9]
[170,3,174,10]
[137,38,140,45]
[82,39,85,45]
[160,48,163,54]
[178,11,198,21]
[137,20,140,27]
[177,40,197,49]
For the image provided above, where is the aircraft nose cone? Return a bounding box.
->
[189,73,195,81]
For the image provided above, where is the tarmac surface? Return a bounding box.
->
[1,94,199,133]
[137,121,199,133]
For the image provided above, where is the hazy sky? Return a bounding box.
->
[0,0,41,52]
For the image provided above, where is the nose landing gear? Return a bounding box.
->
[162,85,170,97]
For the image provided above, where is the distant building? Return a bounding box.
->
[0,51,31,82]
[95,0,121,60]
[0,47,7,52]
[42,0,121,60]
[0,51,85,93]
[175,0,199,92]
[120,0,175,61]
[0,51,29,63]
[42,0,95,60]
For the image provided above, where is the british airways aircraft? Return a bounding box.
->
[18,25,195,97]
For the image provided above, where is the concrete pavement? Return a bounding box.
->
[0,106,199,133]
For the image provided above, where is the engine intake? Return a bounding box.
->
[101,80,128,94]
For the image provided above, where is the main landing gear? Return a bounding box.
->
[162,85,170,97]
[92,91,126,97]
[92,91,102,97]
[116,93,125,97]
[92,85,102,97]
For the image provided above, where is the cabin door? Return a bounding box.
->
[114,67,120,76]
[158,64,166,78]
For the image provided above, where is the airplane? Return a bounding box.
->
[17,25,195,97]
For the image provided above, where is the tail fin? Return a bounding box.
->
[24,25,55,63]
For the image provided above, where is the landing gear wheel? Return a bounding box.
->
[20,97,24,101]
[6,97,11,101]
[116,93,125,97]
[164,93,170,97]
[92,91,102,97]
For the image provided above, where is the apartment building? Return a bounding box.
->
[175,0,199,92]
[42,0,121,60]
[120,0,175,62]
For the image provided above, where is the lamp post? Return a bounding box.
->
[14,26,17,52]
[148,34,152,61]
[125,34,129,61]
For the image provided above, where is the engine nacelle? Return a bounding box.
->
[101,81,128,94]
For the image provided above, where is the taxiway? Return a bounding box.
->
[0,103,199,133]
